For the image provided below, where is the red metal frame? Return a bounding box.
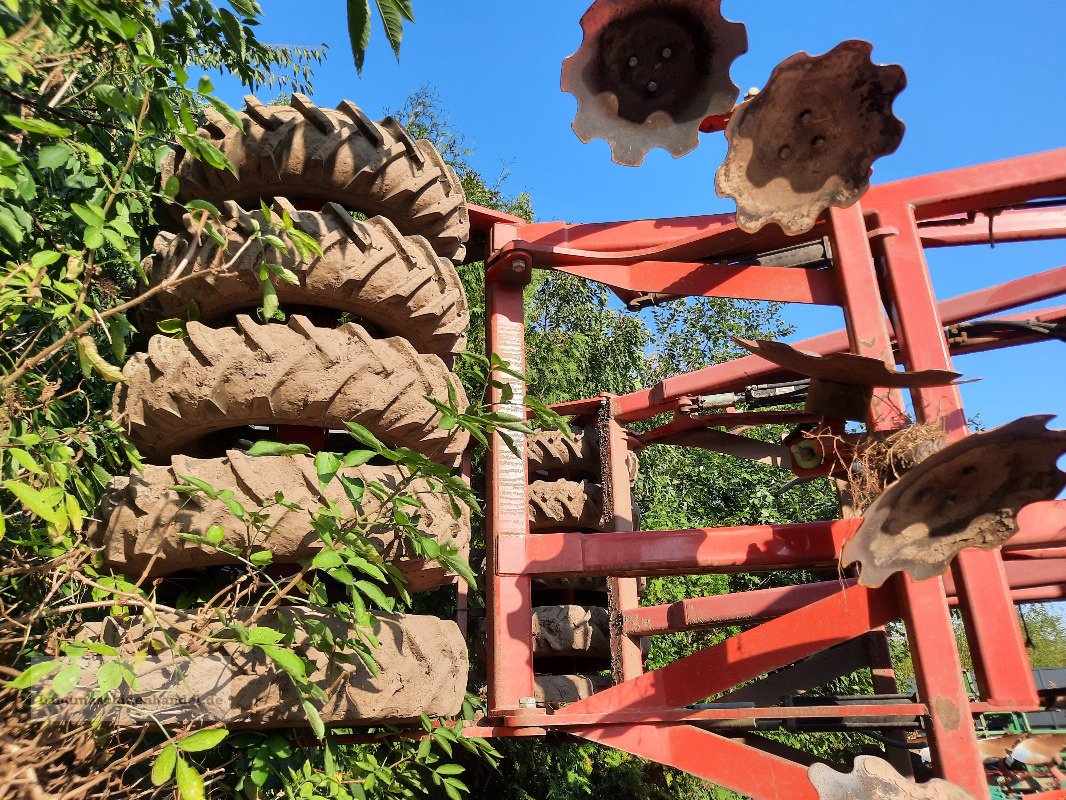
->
[473,147,1066,799]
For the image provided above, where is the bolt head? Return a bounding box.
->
[511,259,528,272]
[647,81,658,93]
[518,696,537,709]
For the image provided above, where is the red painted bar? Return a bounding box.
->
[550,260,838,305]
[879,204,1039,715]
[513,702,928,728]
[613,262,1066,422]
[865,147,1066,220]
[831,202,990,796]
[561,584,895,715]
[574,725,820,800]
[497,519,862,578]
[624,558,1066,636]
[485,275,535,713]
[917,207,1066,247]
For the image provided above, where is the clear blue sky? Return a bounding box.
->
[212,1,1065,430]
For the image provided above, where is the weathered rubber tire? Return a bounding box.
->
[115,315,468,466]
[529,480,607,532]
[532,605,609,658]
[141,199,468,361]
[534,674,612,705]
[528,425,639,483]
[82,609,467,728]
[162,94,469,261]
[92,451,469,592]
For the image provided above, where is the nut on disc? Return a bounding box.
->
[717,40,906,235]
[561,0,747,166]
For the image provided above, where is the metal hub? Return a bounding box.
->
[717,40,906,235]
[562,0,746,166]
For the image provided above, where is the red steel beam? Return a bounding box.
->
[864,148,1066,221]
[612,262,1066,422]
[547,260,838,305]
[560,583,896,715]
[497,519,862,578]
[624,558,1066,636]
[830,202,989,796]
[484,264,535,714]
[878,203,1039,715]
[917,207,1066,247]
[573,724,821,800]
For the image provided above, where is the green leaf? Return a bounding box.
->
[96,660,123,693]
[3,114,71,137]
[260,278,279,320]
[76,336,126,382]
[355,580,393,611]
[314,451,341,488]
[178,728,228,752]
[436,764,465,776]
[151,744,178,786]
[302,699,325,739]
[4,480,62,523]
[261,645,305,679]
[374,0,413,60]
[163,175,181,200]
[249,550,273,566]
[9,659,60,689]
[37,144,72,170]
[205,524,225,545]
[346,0,372,73]
[341,449,375,467]
[8,447,43,475]
[246,626,284,645]
[245,440,311,457]
[311,549,344,571]
[175,757,206,800]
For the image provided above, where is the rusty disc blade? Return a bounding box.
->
[841,415,1066,588]
[734,338,960,388]
[809,755,976,800]
[561,0,746,166]
[978,735,1022,762]
[716,40,906,235]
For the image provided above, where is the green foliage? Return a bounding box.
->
[346,0,415,73]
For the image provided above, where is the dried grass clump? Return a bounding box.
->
[843,421,948,512]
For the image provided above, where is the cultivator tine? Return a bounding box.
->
[716,40,906,236]
[734,337,959,419]
[841,416,1066,588]
[561,0,746,166]
[809,755,976,800]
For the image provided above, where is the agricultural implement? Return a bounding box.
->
[87,1,1066,799]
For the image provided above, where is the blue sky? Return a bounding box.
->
[212,1,1065,429]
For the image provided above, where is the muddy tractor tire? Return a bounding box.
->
[527,425,639,483]
[528,479,608,532]
[82,609,467,728]
[115,315,468,466]
[92,451,470,592]
[141,199,468,361]
[532,605,610,658]
[162,95,469,261]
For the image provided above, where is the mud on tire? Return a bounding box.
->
[93,451,470,592]
[142,199,468,361]
[115,315,468,466]
[162,94,469,261]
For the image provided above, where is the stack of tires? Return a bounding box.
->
[525,425,640,704]
[91,95,475,728]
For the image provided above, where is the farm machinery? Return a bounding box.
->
[85,1,1066,799]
